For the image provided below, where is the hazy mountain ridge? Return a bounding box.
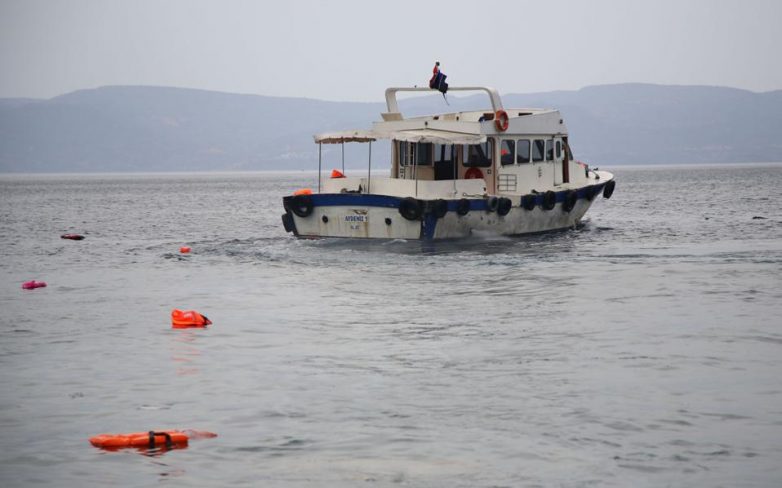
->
[1,84,780,172]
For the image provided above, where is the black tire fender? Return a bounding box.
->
[486,196,499,213]
[399,197,423,220]
[562,191,577,212]
[521,194,537,211]
[456,198,471,216]
[432,199,448,219]
[497,197,512,216]
[541,191,557,211]
[290,195,314,217]
[603,180,616,199]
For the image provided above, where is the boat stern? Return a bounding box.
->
[282,193,424,239]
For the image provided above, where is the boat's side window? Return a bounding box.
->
[556,140,562,160]
[532,139,545,162]
[546,140,554,161]
[414,142,433,166]
[398,141,407,165]
[500,140,514,166]
[399,142,433,166]
[563,138,573,160]
[464,141,493,168]
[434,144,454,164]
[516,139,530,164]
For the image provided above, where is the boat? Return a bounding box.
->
[281,85,615,240]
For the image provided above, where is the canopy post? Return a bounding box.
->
[367,141,372,194]
[318,143,322,193]
[341,140,345,174]
[414,149,418,197]
[453,145,457,195]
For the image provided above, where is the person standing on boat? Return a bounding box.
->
[429,62,440,88]
[429,61,448,94]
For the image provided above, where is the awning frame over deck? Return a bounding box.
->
[313,130,377,144]
[313,128,487,194]
[314,128,486,145]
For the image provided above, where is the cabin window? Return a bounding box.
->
[464,141,493,168]
[532,139,545,162]
[500,140,514,166]
[556,140,562,159]
[397,141,408,166]
[434,144,456,180]
[563,138,573,160]
[398,141,433,166]
[546,140,554,161]
[415,143,432,165]
[516,139,530,164]
[434,144,454,164]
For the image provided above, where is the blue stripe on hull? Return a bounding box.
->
[307,182,608,210]
[310,194,401,208]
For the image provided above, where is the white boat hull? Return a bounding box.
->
[282,180,613,240]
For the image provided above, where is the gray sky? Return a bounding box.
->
[1,0,780,101]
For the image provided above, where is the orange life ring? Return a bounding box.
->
[464,167,484,179]
[494,110,509,132]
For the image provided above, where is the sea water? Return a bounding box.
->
[0,164,781,487]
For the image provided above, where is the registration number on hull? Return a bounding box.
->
[345,210,368,231]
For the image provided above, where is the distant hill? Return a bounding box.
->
[1,83,780,172]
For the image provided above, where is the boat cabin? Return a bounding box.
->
[315,86,583,199]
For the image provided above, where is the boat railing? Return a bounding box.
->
[384,86,504,118]
[322,175,486,199]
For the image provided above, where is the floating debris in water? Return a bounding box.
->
[22,280,47,290]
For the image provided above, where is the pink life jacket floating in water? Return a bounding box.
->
[22,280,47,290]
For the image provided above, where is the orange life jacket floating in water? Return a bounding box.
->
[171,309,212,328]
[89,429,217,451]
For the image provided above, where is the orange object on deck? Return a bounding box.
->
[179,246,191,254]
[330,169,345,178]
[293,188,313,196]
[464,167,484,179]
[89,431,189,450]
[171,309,212,328]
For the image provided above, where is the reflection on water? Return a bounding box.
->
[170,329,204,377]
[0,165,781,487]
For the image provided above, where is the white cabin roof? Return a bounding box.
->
[313,86,569,145]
